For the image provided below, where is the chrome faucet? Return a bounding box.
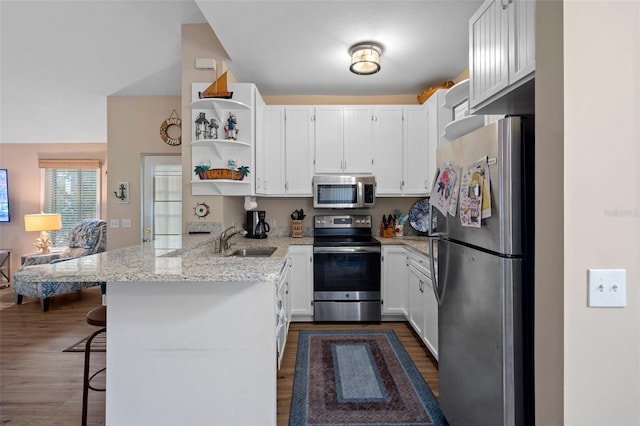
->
[218,225,247,253]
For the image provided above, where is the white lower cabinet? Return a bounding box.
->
[287,245,314,320]
[406,250,439,361]
[276,258,292,369]
[422,271,439,360]
[381,245,438,360]
[407,260,427,337]
[381,246,408,316]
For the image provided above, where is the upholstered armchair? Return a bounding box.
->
[14,218,107,311]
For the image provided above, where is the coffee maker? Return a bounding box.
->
[245,210,270,239]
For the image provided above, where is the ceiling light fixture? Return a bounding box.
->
[349,42,382,75]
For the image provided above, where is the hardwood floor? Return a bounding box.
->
[0,286,439,425]
[0,285,106,425]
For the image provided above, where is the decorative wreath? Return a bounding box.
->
[160,109,182,146]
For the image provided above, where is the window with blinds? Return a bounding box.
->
[41,163,100,247]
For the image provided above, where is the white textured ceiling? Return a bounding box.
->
[196,0,482,96]
[0,0,481,143]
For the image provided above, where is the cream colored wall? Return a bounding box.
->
[534,1,564,423]
[0,143,107,277]
[562,2,639,424]
[106,96,182,249]
[252,197,421,236]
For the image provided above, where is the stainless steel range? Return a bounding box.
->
[313,214,381,322]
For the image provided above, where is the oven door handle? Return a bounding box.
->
[313,246,381,254]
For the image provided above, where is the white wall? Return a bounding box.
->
[0,1,202,143]
[563,1,640,424]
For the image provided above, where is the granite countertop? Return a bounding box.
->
[13,233,431,284]
[13,234,313,284]
[377,235,434,258]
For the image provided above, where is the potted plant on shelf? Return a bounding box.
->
[194,162,211,179]
[235,166,250,181]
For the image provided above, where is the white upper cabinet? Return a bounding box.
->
[256,105,285,195]
[374,102,443,197]
[343,106,374,173]
[403,105,431,195]
[259,103,440,198]
[256,106,315,196]
[314,106,373,174]
[469,0,535,114]
[508,0,536,84]
[284,107,315,195]
[426,89,451,148]
[372,106,404,195]
[314,107,343,173]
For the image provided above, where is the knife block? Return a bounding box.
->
[291,220,303,238]
[380,224,394,238]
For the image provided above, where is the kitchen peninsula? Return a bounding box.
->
[13,233,431,425]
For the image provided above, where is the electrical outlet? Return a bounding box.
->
[587,269,626,307]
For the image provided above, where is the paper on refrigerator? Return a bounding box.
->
[459,158,491,227]
[431,161,459,216]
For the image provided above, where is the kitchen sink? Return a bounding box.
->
[228,246,277,257]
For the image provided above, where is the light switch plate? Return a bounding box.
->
[122,218,131,228]
[587,269,626,307]
[110,219,119,228]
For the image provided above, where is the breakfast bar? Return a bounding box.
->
[13,233,430,425]
[13,234,301,426]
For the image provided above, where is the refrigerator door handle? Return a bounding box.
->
[427,198,441,237]
[429,237,443,305]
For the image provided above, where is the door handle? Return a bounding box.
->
[143,227,151,243]
[429,238,443,305]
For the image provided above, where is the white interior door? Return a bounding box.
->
[142,155,182,242]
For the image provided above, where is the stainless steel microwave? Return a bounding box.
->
[312,175,376,209]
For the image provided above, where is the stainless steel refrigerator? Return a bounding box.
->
[428,116,535,426]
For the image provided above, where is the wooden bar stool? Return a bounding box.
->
[81,306,106,426]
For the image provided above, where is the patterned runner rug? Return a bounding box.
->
[289,330,448,426]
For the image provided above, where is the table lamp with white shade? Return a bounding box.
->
[24,213,62,253]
